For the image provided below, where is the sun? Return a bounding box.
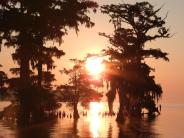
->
[85,57,105,76]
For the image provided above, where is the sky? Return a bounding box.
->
[0,0,184,104]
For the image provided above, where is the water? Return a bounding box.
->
[0,102,184,138]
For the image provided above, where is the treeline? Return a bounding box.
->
[0,1,170,125]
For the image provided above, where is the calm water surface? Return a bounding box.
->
[0,102,184,138]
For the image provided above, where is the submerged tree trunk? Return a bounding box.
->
[18,47,31,126]
[116,88,127,123]
[107,89,116,115]
[116,101,125,123]
[18,102,30,126]
[73,119,78,135]
[37,43,43,87]
[73,102,79,120]
[107,81,117,115]
[37,60,43,87]
[32,106,45,123]
[20,52,30,86]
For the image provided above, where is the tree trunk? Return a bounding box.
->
[20,52,30,86]
[37,42,44,87]
[73,119,78,135]
[73,102,79,120]
[17,103,30,126]
[116,88,126,123]
[37,60,43,87]
[107,81,117,115]
[18,47,31,126]
[107,90,116,115]
[116,100,125,123]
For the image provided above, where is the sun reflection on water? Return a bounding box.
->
[88,102,103,138]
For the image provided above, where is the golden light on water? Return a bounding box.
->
[85,57,105,77]
[89,102,103,115]
[89,102,103,138]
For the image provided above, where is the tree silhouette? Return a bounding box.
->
[0,0,98,124]
[101,2,170,122]
[0,64,8,99]
[59,58,102,119]
[0,65,7,88]
[0,0,97,86]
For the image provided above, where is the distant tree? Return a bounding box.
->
[0,0,98,124]
[59,58,102,119]
[101,2,170,122]
[0,65,8,99]
[0,65,7,88]
[0,67,7,85]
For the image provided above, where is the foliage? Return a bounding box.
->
[0,70,8,89]
[0,0,98,123]
[60,58,102,103]
[58,58,102,118]
[0,0,98,85]
[0,65,8,99]
[100,2,170,119]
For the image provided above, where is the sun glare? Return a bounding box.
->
[85,57,105,76]
[89,102,103,115]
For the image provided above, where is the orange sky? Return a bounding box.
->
[0,0,184,104]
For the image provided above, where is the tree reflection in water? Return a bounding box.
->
[0,103,160,138]
[17,120,57,138]
[118,117,159,138]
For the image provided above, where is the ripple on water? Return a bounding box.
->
[0,103,184,138]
